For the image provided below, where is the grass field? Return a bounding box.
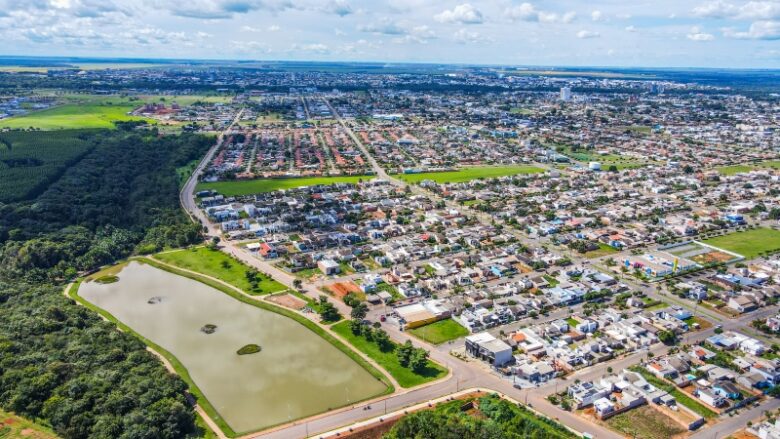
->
[408,319,469,345]
[398,165,545,184]
[196,175,374,196]
[332,321,447,388]
[585,243,619,258]
[606,405,686,439]
[702,228,780,259]
[155,247,286,295]
[0,408,58,439]
[0,94,229,130]
[715,164,756,176]
[0,98,150,130]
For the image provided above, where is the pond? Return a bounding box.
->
[79,261,386,434]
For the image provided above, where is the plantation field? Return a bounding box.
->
[408,319,469,344]
[702,228,780,259]
[331,321,447,388]
[196,175,374,196]
[0,130,94,202]
[398,165,544,184]
[155,247,287,295]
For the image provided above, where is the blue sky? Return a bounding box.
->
[0,0,779,68]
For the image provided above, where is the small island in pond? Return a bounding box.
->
[237,344,262,355]
[200,324,217,334]
[94,275,119,284]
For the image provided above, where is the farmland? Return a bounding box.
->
[196,175,374,196]
[0,130,95,202]
[702,228,780,259]
[397,165,545,184]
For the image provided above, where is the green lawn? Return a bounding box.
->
[585,243,619,258]
[0,100,150,130]
[715,164,755,176]
[331,321,447,388]
[760,160,780,169]
[398,165,545,184]
[155,247,286,295]
[703,228,780,259]
[408,319,469,345]
[196,175,374,196]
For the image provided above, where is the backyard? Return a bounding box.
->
[408,319,469,345]
[331,321,448,388]
[155,246,287,295]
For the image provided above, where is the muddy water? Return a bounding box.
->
[79,261,386,433]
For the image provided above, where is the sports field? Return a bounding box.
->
[702,228,780,259]
[196,175,374,196]
[398,165,544,184]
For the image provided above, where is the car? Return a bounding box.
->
[380,315,386,322]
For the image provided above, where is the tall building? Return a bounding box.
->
[560,86,572,102]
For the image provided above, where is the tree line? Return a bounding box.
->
[0,128,213,438]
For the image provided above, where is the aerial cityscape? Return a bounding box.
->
[1,2,780,439]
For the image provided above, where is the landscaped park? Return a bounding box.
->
[74,260,391,436]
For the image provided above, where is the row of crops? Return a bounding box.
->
[0,130,95,202]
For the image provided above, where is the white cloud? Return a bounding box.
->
[321,0,352,17]
[576,29,600,39]
[687,26,715,40]
[625,25,637,32]
[453,28,491,44]
[693,1,780,20]
[434,3,483,24]
[292,42,329,53]
[723,20,780,39]
[505,3,576,24]
[591,10,603,21]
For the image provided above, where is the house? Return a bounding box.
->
[465,332,513,366]
[696,388,726,408]
[712,380,741,400]
[728,296,758,313]
[568,381,610,408]
[318,259,341,275]
[593,397,615,418]
[516,362,557,384]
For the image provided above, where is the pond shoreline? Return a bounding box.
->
[70,258,393,437]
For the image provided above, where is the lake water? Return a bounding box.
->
[79,261,386,433]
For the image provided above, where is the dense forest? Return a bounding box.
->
[0,128,212,438]
[384,394,577,439]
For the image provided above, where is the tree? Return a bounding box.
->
[350,302,368,320]
[409,348,430,373]
[658,330,676,345]
[318,296,341,323]
[349,318,363,335]
[397,340,414,367]
[293,279,303,290]
[374,329,391,351]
